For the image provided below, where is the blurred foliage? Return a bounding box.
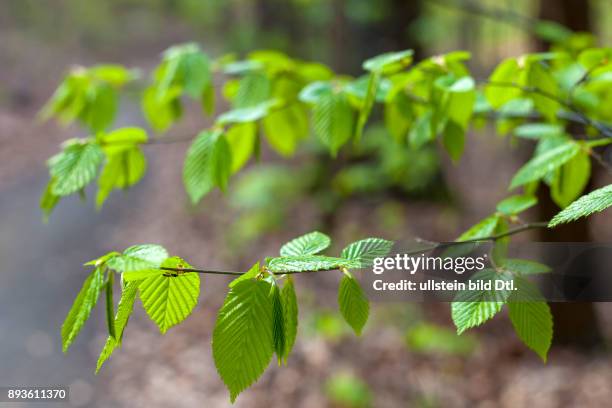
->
[406,322,478,356]
[325,372,373,408]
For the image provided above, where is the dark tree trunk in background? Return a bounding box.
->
[537,0,603,348]
[329,0,423,73]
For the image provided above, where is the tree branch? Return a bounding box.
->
[158,222,549,276]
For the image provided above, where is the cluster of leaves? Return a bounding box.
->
[41,43,612,224]
[42,41,612,397]
[41,127,148,218]
[61,232,393,402]
[451,258,553,362]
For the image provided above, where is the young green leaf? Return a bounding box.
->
[362,49,413,74]
[457,215,500,241]
[510,141,580,189]
[549,184,612,227]
[98,127,148,155]
[262,105,308,157]
[513,123,564,140]
[338,271,369,336]
[104,273,115,339]
[499,258,551,275]
[485,58,522,108]
[229,262,260,288]
[48,141,104,196]
[96,280,139,373]
[233,72,271,108]
[141,85,182,132]
[107,244,168,273]
[442,120,465,163]
[280,231,331,257]
[281,277,298,363]
[40,177,61,221]
[312,93,355,156]
[61,266,105,352]
[138,257,200,334]
[183,130,232,204]
[354,72,380,141]
[527,61,560,121]
[267,255,360,273]
[96,147,147,208]
[409,111,434,149]
[451,269,509,334]
[508,277,553,362]
[212,278,274,402]
[270,282,286,364]
[225,123,257,173]
[340,238,394,268]
[550,149,590,208]
[496,195,537,215]
[217,100,280,125]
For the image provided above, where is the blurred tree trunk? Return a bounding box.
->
[536,0,603,348]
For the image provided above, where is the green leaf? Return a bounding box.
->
[181,50,211,99]
[107,244,168,273]
[499,258,551,275]
[298,81,333,104]
[40,177,61,221]
[281,276,298,362]
[527,62,560,121]
[340,238,394,268]
[142,85,182,132]
[229,262,260,288]
[104,273,115,339]
[212,278,274,402]
[496,195,537,215]
[510,142,580,189]
[442,120,465,162]
[508,277,553,362]
[534,20,572,44]
[262,105,308,157]
[233,72,271,108]
[549,184,612,227]
[550,149,591,208]
[513,123,564,140]
[313,92,355,156]
[267,255,360,273]
[96,280,139,373]
[355,72,380,141]
[363,49,414,74]
[217,100,280,125]
[485,58,522,109]
[338,271,369,335]
[98,127,148,155]
[435,75,475,93]
[183,130,232,204]
[80,84,118,132]
[409,111,434,149]
[270,282,285,364]
[49,141,104,196]
[451,269,509,334]
[61,266,105,352]
[280,231,331,257]
[457,215,500,241]
[225,123,257,173]
[138,257,200,333]
[96,147,147,208]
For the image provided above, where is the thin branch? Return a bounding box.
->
[159,222,549,276]
[478,79,612,138]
